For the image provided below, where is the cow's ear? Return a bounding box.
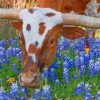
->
[11,21,23,31]
[62,27,85,40]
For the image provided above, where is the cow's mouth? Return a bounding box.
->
[19,66,41,88]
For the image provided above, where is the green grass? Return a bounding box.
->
[50,74,100,100]
[0,25,100,99]
[0,45,99,99]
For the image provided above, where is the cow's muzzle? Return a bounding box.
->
[19,67,41,88]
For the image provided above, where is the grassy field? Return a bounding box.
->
[0,21,100,99]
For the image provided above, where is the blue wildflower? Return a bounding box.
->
[75,84,83,96]
[41,85,52,100]
[31,89,41,100]
[96,91,100,99]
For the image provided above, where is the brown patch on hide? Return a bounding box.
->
[28,9,34,13]
[36,48,41,60]
[28,44,37,54]
[26,24,31,31]
[11,21,27,67]
[37,0,58,10]
[62,27,85,40]
[59,0,91,14]
[38,24,63,68]
[45,13,55,17]
[11,21,23,31]
[37,0,91,14]
[25,56,34,67]
[39,22,46,35]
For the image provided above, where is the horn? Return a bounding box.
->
[62,13,100,29]
[0,8,21,20]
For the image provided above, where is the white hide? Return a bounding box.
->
[19,7,63,62]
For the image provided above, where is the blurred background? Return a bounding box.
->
[0,0,37,40]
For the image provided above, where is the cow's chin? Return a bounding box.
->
[19,73,41,88]
[18,65,41,88]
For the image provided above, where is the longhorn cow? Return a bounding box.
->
[0,0,100,88]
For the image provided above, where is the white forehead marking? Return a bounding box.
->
[19,7,63,62]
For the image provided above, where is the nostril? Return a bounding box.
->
[19,75,25,86]
[33,75,37,81]
[31,69,34,73]
[19,74,22,82]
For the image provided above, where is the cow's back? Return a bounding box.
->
[37,0,91,14]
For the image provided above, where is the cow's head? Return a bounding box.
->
[11,7,64,88]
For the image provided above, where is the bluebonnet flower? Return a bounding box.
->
[79,56,84,66]
[0,87,9,100]
[31,89,41,100]
[80,82,85,88]
[89,60,100,76]
[88,37,94,48]
[55,79,60,85]
[57,36,70,51]
[94,61,100,74]
[0,51,6,61]
[75,82,92,98]
[73,38,85,51]
[50,68,56,82]
[11,64,19,73]
[79,65,86,76]
[96,90,100,99]
[40,72,45,81]
[9,81,18,98]
[50,61,60,69]
[9,37,19,48]
[74,56,80,67]
[3,59,9,64]
[0,47,6,53]
[79,51,85,57]
[63,61,69,68]
[4,93,11,100]
[43,68,49,79]
[16,52,22,62]
[20,86,28,96]
[40,68,49,81]
[63,67,69,83]
[89,51,96,59]
[64,56,70,63]
[0,40,6,48]
[41,85,52,100]
[84,84,91,95]
[75,84,83,96]
[84,54,90,65]
[0,87,5,96]
[84,93,93,100]
[88,60,94,76]
[63,56,74,67]
[56,51,61,59]
[97,57,100,62]
[6,47,13,58]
